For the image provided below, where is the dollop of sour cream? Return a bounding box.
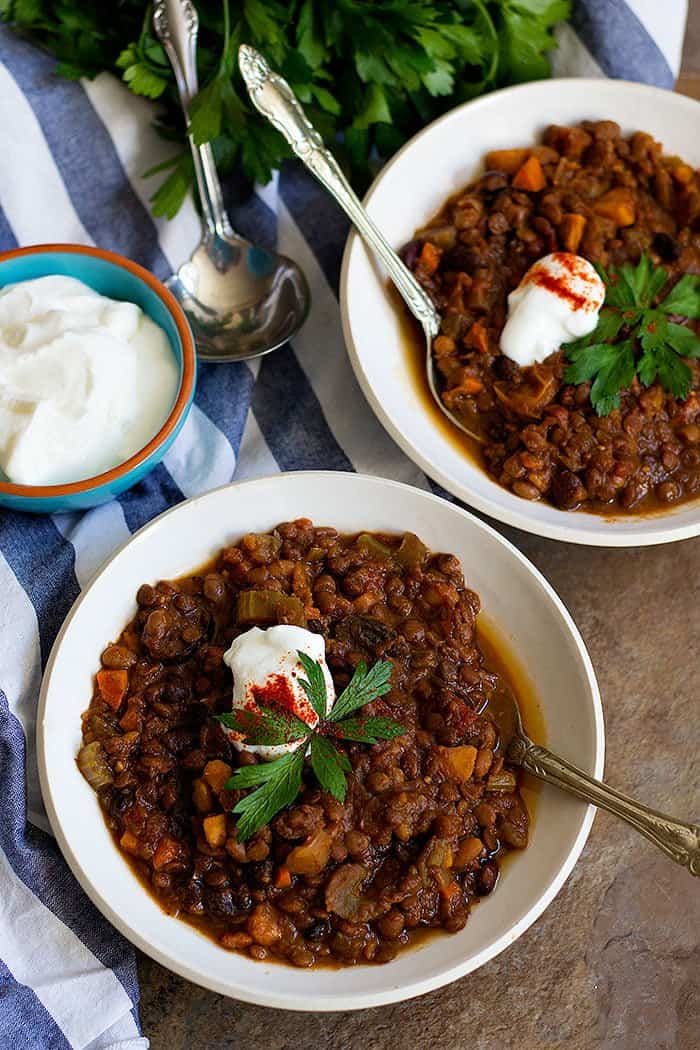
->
[222,625,336,761]
[500,252,605,368]
[0,275,179,486]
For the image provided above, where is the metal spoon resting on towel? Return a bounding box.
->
[238,44,481,438]
[153,2,309,362]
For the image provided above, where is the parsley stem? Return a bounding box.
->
[472,0,499,86]
[220,0,230,73]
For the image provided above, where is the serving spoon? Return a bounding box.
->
[153,2,310,361]
[238,45,481,438]
[490,684,700,875]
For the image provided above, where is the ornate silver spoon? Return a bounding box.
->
[153,2,309,362]
[238,44,481,439]
[492,681,700,874]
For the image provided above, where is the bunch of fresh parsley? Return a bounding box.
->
[564,254,700,416]
[0,0,571,217]
[216,652,404,840]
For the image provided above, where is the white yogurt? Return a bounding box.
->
[222,625,336,760]
[0,275,179,485]
[500,252,605,368]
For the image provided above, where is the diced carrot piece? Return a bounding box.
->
[274,865,293,889]
[462,377,484,395]
[202,759,233,793]
[435,744,478,781]
[96,669,128,711]
[203,813,227,848]
[152,835,182,871]
[512,155,546,192]
[559,212,587,253]
[438,880,462,902]
[593,187,636,226]
[464,321,489,354]
[450,377,483,397]
[418,241,442,275]
[485,147,530,174]
[120,830,139,855]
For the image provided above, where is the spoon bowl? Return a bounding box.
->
[166,230,309,362]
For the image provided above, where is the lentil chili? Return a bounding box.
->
[404,121,700,512]
[78,521,530,967]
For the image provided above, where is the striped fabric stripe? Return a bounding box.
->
[571,0,676,88]
[0,30,170,277]
[0,958,71,1050]
[0,3,686,1045]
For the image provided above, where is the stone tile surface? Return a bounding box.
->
[137,523,700,1050]
[137,7,700,1047]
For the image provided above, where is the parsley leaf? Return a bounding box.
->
[297,651,328,719]
[659,273,700,318]
[0,0,572,210]
[612,254,668,309]
[656,348,694,400]
[333,715,406,745]
[310,735,351,803]
[588,340,636,417]
[565,308,626,356]
[563,342,618,385]
[564,253,700,415]
[296,0,327,70]
[498,0,570,83]
[330,659,393,722]
[228,748,305,841]
[216,707,309,746]
[145,152,193,220]
[117,42,168,99]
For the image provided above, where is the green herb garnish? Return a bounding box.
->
[216,652,403,840]
[564,253,700,416]
[0,0,571,215]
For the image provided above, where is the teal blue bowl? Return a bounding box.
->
[0,244,196,513]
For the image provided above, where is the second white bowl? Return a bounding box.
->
[341,79,700,546]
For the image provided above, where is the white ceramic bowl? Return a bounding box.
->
[341,79,700,546]
[38,472,603,1010]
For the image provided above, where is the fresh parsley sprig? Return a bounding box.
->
[0,1,571,216]
[217,706,310,746]
[217,652,403,840]
[564,253,700,416]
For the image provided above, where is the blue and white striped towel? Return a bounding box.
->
[0,2,688,1046]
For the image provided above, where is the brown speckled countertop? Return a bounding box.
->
[137,533,700,1050]
[137,11,700,1047]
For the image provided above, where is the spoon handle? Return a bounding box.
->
[153,0,233,238]
[238,44,440,339]
[510,736,700,875]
